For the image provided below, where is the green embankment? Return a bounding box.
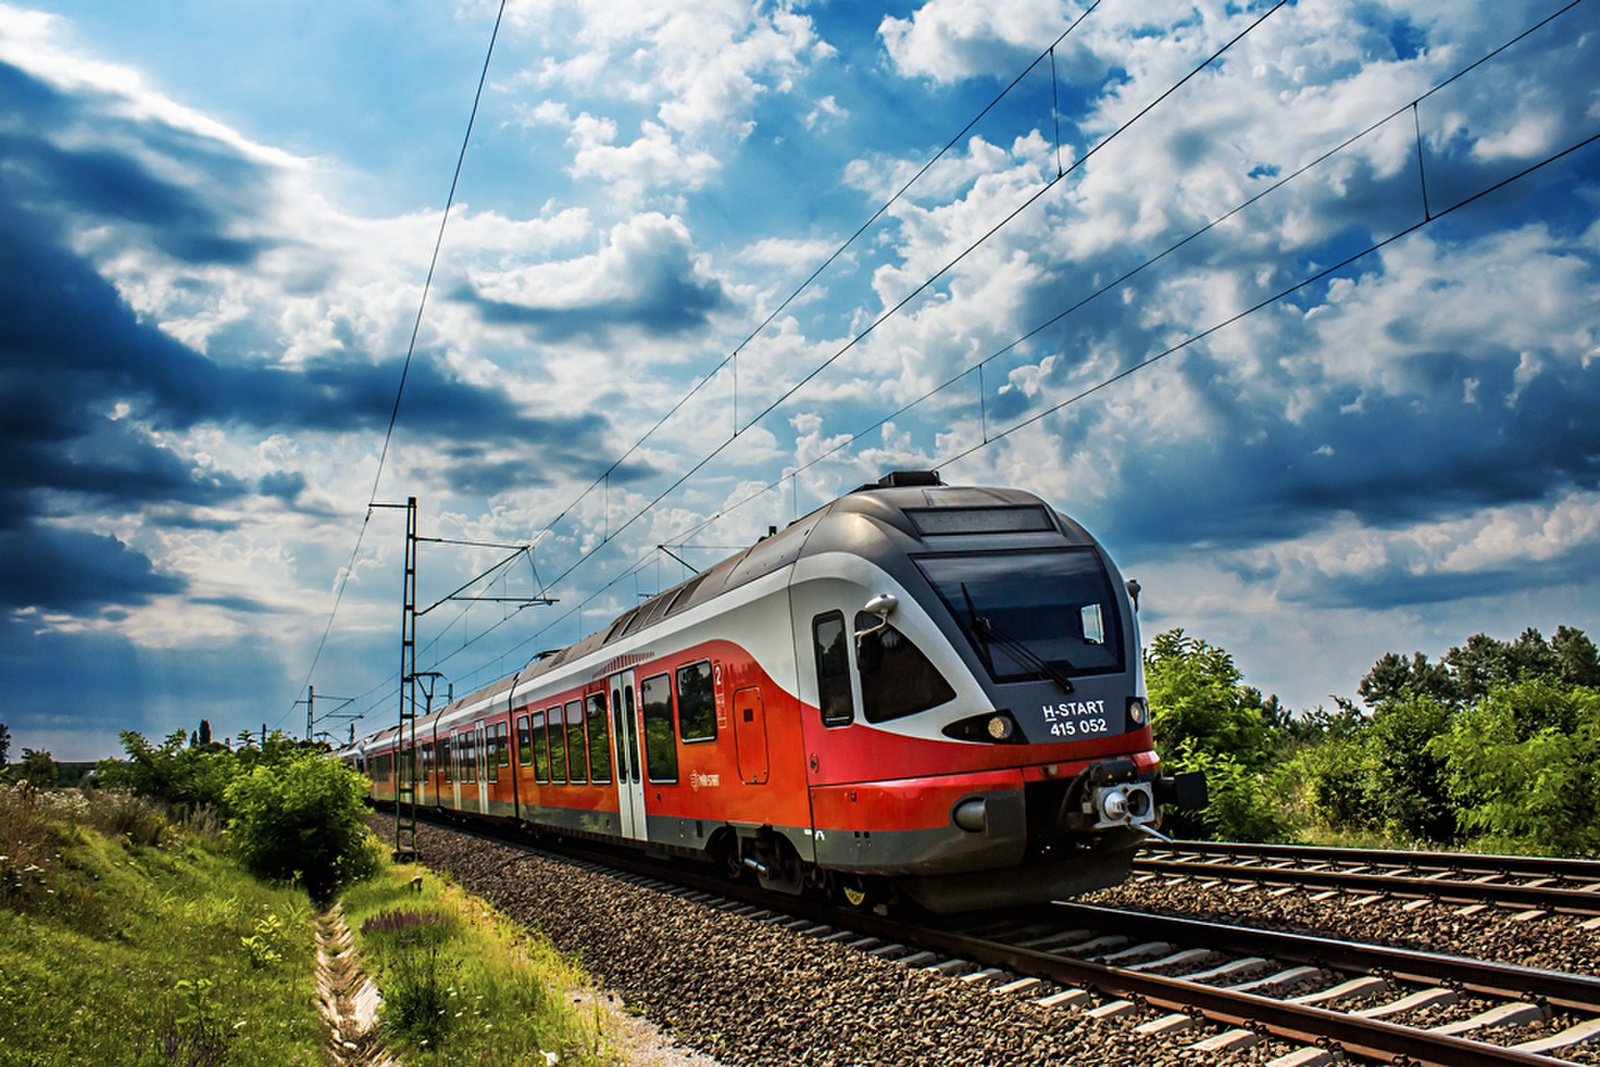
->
[345,859,609,1064]
[2,783,614,1066]
[0,789,322,1066]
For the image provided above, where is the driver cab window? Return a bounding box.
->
[854,613,956,724]
[812,612,855,727]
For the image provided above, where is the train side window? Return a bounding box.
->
[497,722,510,766]
[459,733,475,782]
[813,612,856,727]
[640,673,678,783]
[421,744,433,777]
[532,711,549,783]
[676,660,716,742]
[548,706,568,783]
[854,613,957,724]
[564,701,586,784]
[586,692,611,783]
[485,726,499,783]
[441,739,452,782]
[516,715,531,766]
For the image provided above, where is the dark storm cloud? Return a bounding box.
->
[0,524,183,612]
[0,58,621,616]
[1226,537,1600,611]
[448,215,732,341]
[256,470,308,503]
[0,613,296,759]
[460,279,728,340]
[1086,336,1600,554]
[0,65,269,267]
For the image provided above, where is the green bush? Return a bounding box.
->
[1364,694,1455,843]
[224,753,378,901]
[1167,741,1287,841]
[1431,680,1600,856]
[1284,733,1373,831]
[1146,629,1285,839]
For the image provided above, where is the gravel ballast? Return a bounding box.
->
[1083,876,1600,978]
[371,817,1306,1066]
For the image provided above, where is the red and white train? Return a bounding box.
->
[343,472,1203,912]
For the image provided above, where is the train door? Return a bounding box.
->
[733,686,770,785]
[474,721,489,813]
[415,744,428,807]
[449,735,462,810]
[608,669,648,841]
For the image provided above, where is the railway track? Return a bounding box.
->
[1133,840,1600,918]
[386,812,1600,1066]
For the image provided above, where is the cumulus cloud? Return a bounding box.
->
[879,0,1080,83]
[5,0,1599,753]
[506,0,834,203]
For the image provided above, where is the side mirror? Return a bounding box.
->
[862,592,898,617]
[854,592,898,670]
[854,592,898,639]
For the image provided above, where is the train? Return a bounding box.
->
[341,471,1204,913]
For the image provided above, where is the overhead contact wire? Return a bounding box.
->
[287,0,508,725]
[419,2,1289,683]
[424,1,1111,618]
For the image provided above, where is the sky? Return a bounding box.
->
[2,0,1597,762]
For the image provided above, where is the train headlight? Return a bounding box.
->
[941,710,1026,744]
[1127,698,1148,727]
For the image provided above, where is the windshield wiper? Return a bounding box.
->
[959,583,997,674]
[959,583,1074,693]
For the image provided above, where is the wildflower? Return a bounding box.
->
[543,1052,559,1066]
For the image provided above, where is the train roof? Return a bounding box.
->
[410,472,1097,728]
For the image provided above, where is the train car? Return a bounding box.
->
[344,472,1204,913]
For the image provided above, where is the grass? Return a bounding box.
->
[0,786,323,1066]
[343,857,611,1065]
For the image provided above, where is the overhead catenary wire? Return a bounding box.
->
[467,1,1600,685]
[515,1,1109,552]
[407,0,1287,675]
[350,0,1594,711]
[400,1,1297,696]
[651,0,1599,551]
[401,1,1120,673]
[285,0,509,728]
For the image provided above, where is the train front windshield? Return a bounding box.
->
[916,548,1125,682]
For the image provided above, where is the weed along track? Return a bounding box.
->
[315,905,394,1067]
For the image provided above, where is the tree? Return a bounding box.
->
[1432,681,1600,856]
[1363,695,1455,842]
[21,748,57,789]
[1146,629,1273,765]
[97,730,239,811]
[1553,626,1600,688]
[0,721,9,767]
[224,752,378,900]
[1358,652,1455,708]
[1146,629,1283,839]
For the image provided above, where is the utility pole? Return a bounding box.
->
[371,495,559,865]
[372,496,421,864]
